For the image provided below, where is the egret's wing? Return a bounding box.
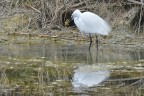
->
[80,12,111,35]
[74,16,85,34]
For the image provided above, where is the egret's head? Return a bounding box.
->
[71,9,81,20]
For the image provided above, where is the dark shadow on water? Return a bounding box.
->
[87,47,99,64]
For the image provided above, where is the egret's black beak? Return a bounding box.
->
[70,15,73,22]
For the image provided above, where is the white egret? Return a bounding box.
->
[71,9,111,50]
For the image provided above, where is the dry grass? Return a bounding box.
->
[0,0,143,33]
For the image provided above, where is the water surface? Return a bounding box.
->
[0,37,144,96]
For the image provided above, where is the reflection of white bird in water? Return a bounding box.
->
[71,9,111,50]
[72,65,110,88]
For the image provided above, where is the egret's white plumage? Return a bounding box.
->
[71,9,111,35]
[71,9,111,50]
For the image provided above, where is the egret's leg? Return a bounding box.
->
[89,34,92,50]
[95,35,98,50]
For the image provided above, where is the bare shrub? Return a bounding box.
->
[0,0,143,33]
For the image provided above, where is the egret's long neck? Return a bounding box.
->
[76,11,82,18]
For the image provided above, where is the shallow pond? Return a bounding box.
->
[0,36,144,96]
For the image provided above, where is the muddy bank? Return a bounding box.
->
[0,24,144,50]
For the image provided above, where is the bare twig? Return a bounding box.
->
[138,6,143,34]
[129,79,144,86]
[106,77,144,82]
[128,0,144,5]
[71,2,86,8]
[25,4,41,13]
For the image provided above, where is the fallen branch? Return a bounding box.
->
[128,0,144,5]
[71,2,86,8]
[129,79,144,86]
[106,76,144,82]
[25,4,41,13]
